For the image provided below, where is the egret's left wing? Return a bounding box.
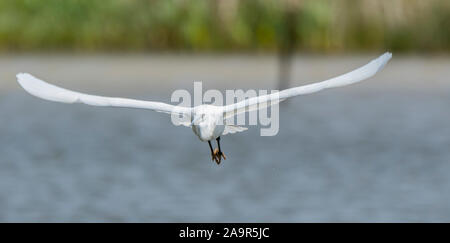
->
[17,73,192,116]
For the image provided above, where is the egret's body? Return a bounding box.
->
[16,52,392,164]
[191,105,225,142]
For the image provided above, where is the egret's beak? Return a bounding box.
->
[190,116,202,126]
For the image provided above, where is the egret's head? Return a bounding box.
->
[191,113,206,126]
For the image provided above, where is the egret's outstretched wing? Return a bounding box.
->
[222,52,392,118]
[16,73,192,115]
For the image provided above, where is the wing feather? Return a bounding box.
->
[222,52,392,117]
[16,73,191,115]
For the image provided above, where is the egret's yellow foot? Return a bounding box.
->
[213,148,221,165]
[211,151,217,162]
[218,151,226,160]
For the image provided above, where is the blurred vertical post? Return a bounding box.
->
[277,0,300,103]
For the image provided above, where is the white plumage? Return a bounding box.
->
[17,52,392,164]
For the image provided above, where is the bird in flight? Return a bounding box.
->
[17,52,392,165]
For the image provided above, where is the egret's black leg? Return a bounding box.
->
[208,140,214,154]
[216,137,226,162]
[216,137,222,153]
[209,141,220,164]
[208,141,217,162]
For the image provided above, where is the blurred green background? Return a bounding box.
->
[0,0,449,53]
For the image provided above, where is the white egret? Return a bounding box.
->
[17,52,392,164]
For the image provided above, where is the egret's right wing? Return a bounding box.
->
[17,73,192,115]
[222,52,392,119]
